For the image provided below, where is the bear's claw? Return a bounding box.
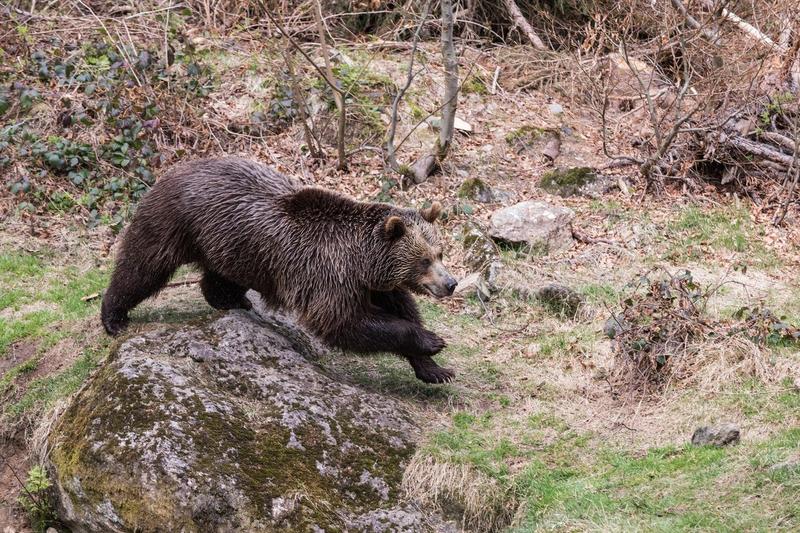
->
[415,365,456,384]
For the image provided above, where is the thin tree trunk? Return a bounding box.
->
[386,0,430,175]
[313,0,347,170]
[438,0,459,159]
[411,0,459,184]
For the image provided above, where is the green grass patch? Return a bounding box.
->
[9,344,108,416]
[424,405,800,532]
[0,251,45,281]
[45,266,109,317]
[578,282,619,305]
[665,206,779,267]
[0,310,57,356]
[0,254,107,356]
[534,327,597,358]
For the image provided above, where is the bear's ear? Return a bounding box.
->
[384,216,406,240]
[420,201,442,223]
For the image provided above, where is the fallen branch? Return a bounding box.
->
[700,0,787,52]
[759,131,798,153]
[723,133,795,167]
[502,0,547,50]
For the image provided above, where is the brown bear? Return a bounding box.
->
[101,157,458,383]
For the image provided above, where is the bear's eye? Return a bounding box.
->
[420,258,432,269]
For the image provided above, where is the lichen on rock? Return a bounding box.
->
[46,311,436,532]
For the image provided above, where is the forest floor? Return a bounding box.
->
[1,14,800,532]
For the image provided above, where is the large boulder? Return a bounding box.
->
[489,201,575,253]
[46,311,437,532]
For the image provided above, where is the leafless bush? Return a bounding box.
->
[610,268,800,393]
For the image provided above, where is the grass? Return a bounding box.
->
[420,406,800,532]
[530,326,597,359]
[8,343,109,416]
[0,247,113,427]
[665,206,780,267]
[0,251,108,357]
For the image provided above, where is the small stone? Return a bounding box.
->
[454,273,491,301]
[548,102,564,115]
[426,116,472,133]
[272,496,298,521]
[768,459,799,473]
[489,201,575,253]
[536,284,585,318]
[691,423,741,447]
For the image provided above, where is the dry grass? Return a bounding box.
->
[402,454,516,532]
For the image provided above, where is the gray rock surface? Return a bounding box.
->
[691,423,741,447]
[489,201,575,253]
[46,311,438,532]
[461,222,499,272]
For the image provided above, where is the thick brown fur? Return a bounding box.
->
[101,157,458,383]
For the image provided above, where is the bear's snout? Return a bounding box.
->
[445,276,457,295]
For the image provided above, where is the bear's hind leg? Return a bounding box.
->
[200,270,252,311]
[102,259,177,335]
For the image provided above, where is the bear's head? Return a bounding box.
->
[382,202,457,298]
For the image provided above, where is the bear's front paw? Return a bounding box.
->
[102,315,129,336]
[418,330,446,356]
[415,364,456,384]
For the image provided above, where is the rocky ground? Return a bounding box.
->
[2,8,800,532]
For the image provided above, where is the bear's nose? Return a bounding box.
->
[445,277,457,295]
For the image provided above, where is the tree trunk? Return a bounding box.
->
[313,0,347,170]
[411,0,459,184]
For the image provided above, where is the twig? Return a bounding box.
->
[490,66,500,95]
[0,450,49,519]
[669,0,718,43]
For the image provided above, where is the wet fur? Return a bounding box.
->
[101,157,454,383]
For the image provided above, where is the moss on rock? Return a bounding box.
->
[539,167,597,197]
[457,178,493,203]
[46,312,428,531]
